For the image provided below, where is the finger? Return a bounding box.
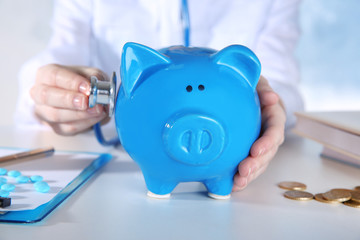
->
[67,66,109,82]
[34,105,105,123]
[260,105,286,143]
[259,91,279,107]
[233,148,276,192]
[48,115,107,136]
[249,127,284,159]
[31,85,88,110]
[238,139,279,177]
[237,155,260,180]
[250,132,282,158]
[256,76,279,107]
[36,64,91,95]
[233,162,270,192]
[247,161,269,185]
[257,104,286,149]
[235,104,285,177]
[237,156,254,178]
[232,172,248,191]
[262,103,286,126]
[256,76,273,93]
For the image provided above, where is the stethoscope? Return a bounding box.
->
[89,0,190,146]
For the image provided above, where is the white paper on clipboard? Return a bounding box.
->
[0,148,100,212]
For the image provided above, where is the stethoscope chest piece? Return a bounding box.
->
[88,72,117,117]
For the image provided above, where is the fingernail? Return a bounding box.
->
[79,82,90,95]
[73,96,85,110]
[257,148,265,157]
[246,167,252,177]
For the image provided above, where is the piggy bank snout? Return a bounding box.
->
[163,114,225,166]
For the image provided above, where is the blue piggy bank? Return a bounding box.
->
[115,42,261,199]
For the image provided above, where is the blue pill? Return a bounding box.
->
[0,177,7,184]
[0,168,7,175]
[34,181,50,193]
[16,175,30,183]
[0,190,10,198]
[30,175,43,182]
[1,183,15,192]
[7,170,21,178]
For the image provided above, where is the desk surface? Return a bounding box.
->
[0,126,359,240]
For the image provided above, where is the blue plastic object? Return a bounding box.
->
[16,176,30,184]
[0,190,10,198]
[1,183,16,192]
[34,181,50,193]
[0,177,7,185]
[115,42,261,199]
[7,170,21,178]
[30,175,44,183]
[0,168,7,175]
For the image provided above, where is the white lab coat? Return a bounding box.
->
[15,0,303,130]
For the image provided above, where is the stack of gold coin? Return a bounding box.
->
[322,189,351,202]
[278,182,360,209]
[317,188,360,208]
[314,193,339,204]
[343,189,360,209]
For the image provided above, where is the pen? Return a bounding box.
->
[0,147,55,164]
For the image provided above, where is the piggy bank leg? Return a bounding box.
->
[143,174,178,199]
[204,175,233,200]
[147,191,171,199]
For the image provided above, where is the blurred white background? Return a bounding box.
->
[0,0,53,126]
[0,0,359,126]
[296,0,360,111]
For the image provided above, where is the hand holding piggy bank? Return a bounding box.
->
[115,42,261,199]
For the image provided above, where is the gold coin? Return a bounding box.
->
[314,193,340,204]
[278,181,307,191]
[350,191,360,203]
[323,189,352,202]
[343,200,360,209]
[284,190,313,201]
[354,186,360,191]
[330,188,352,193]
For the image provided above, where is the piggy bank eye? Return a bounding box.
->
[198,85,205,91]
[186,85,193,92]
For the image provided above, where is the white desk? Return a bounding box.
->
[0,126,359,239]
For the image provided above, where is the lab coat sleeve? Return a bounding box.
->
[14,0,92,127]
[254,0,304,129]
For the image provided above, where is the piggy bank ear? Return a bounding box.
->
[121,42,171,97]
[212,45,261,90]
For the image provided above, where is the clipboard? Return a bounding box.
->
[0,148,112,223]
